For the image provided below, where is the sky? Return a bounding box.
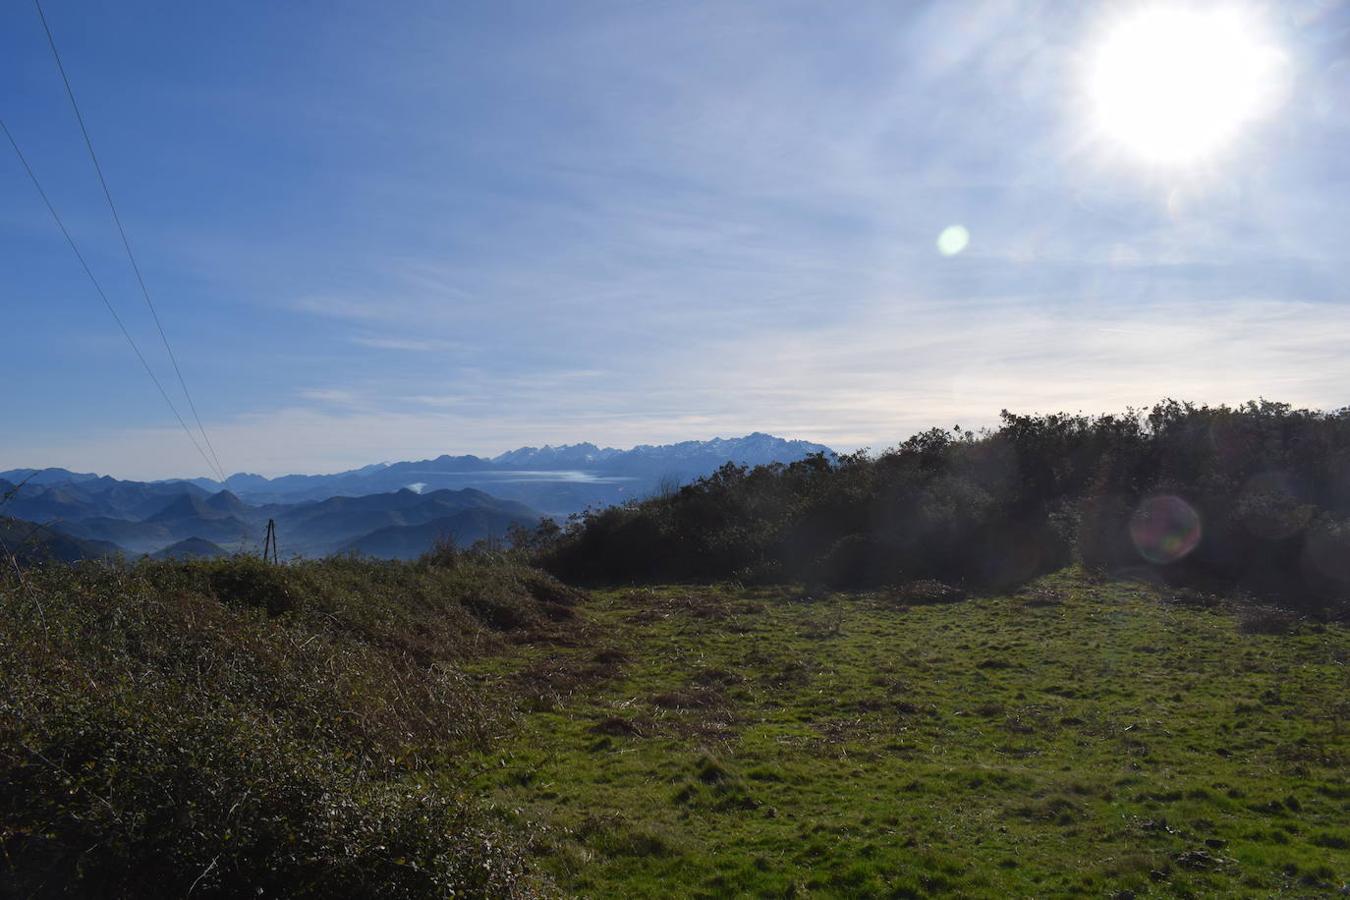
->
[2,0,1348,480]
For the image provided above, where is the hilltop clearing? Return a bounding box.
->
[461,572,1349,897]
[2,555,1345,896]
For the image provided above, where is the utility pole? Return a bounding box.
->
[262,518,278,564]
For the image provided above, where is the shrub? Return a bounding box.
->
[0,556,571,896]
[420,532,461,568]
[542,399,1350,614]
[203,554,295,615]
[818,535,902,589]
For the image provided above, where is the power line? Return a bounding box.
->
[33,0,228,484]
[1,118,222,481]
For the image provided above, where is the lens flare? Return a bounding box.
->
[1129,495,1202,564]
[937,225,969,256]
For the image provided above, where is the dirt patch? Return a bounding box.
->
[692,667,744,686]
[590,716,649,738]
[1017,586,1066,608]
[514,653,622,709]
[1237,606,1301,635]
[887,580,967,605]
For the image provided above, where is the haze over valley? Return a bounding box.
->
[1,432,829,559]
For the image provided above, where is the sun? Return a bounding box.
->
[1088,7,1286,165]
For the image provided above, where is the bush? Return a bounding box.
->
[420,532,462,568]
[204,554,295,614]
[543,400,1350,615]
[0,556,571,897]
[818,534,902,589]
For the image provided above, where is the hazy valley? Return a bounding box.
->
[0,433,830,561]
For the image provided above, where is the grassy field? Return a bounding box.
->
[462,571,1349,898]
[3,558,1346,897]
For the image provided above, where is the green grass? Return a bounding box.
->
[459,570,1349,898]
[4,557,1346,897]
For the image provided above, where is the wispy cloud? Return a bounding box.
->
[4,1,1347,479]
[292,295,392,321]
[7,292,1346,480]
[350,336,464,353]
[296,388,363,406]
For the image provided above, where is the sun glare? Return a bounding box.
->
[1089,7,1286,165]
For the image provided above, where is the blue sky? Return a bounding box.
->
[2,0,1348,479]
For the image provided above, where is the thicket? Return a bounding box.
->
[544,400,1350,617]
[0,552,581,897]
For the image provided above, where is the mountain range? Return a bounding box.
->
[0,478,538,560]
[0,516,121,564]
[0,433,832,560]
[175,432,833,512]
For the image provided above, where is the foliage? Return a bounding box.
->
[544,400,1350,615]
[0,553,579,898]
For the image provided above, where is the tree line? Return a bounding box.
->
[541,400,1350,617]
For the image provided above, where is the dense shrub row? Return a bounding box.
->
[543,400,1350,616]
[0,554,579,897]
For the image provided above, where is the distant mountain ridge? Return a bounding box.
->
[0,476,538,560]
[488,433,829,471]
[153,537,228,561]
[0,516,120,564]
[169,433,835,512]
[0,433,833,559]
[340,509,533,560]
